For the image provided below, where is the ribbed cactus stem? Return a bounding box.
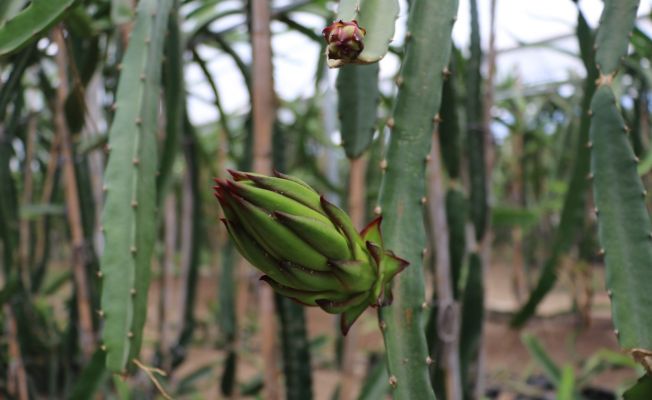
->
[376,0,458,398]
[589,0,652,368]
[100,0,173,373]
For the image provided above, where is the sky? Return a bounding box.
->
[185,0,652,126]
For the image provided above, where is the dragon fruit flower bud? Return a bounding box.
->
[322,20,366,64]
[213,170,408,335]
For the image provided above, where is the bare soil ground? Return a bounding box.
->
[141,259,638,399]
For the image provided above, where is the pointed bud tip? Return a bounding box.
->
[227,169,248,181]
[360,216,383,237]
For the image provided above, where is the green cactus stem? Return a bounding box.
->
[99,0,173,373]
[467,0,488,242]
[375,0,458,398]
[0,0,76,56]
[438,49,462,181]
[337,63,380,159]
[589,0,652,367]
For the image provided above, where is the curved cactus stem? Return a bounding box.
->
[100,0,173,373]
[331,0,399,67]
[591,85,652,351]
[589,0,652,368]
[0,0,76,56]
[376,0,458,398]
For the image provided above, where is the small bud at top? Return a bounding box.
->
[323,20,366,64]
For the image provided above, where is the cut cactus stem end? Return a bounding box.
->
[214,170,410,334]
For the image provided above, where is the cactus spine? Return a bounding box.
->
[589,0,652,364]
[376,0,458,398]
[99,0,173,373]
[0,0,76,56]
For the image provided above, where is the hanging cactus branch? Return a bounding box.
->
[213,170,408,335]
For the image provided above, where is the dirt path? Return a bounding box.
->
[144,260,637,399]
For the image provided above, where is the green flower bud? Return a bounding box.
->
[213,170,408,334]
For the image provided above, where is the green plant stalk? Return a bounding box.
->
[272,118,313,399]
[0,46,34,120]
[376,0,458,398]
[0,126,17,275]
[466,0,487,242]
[591,85,652,349]
[75,156,102,331]
[218,241,237,397]
[332,0,399,67]
[438,49,462,180]
[1,80,27,288]
[100,0,173,373]
[276,294,313,400]
[523,335,583,400]
[557,365,576,400]
[337,63,380,159]
[511,6,597,328]
[446,188,466,299]
[173,116,203,363]
[459,252,484,398]
[590,0,652,360]
[522,334,561,385]
[157,0,183,203]
[0,0,76,56]
[68,348,107,400]
[357,357,389,400]
[0,68,25,276]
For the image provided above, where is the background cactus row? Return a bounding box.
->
[2,0,652,399]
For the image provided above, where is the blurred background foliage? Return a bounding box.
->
[1,0,652,399]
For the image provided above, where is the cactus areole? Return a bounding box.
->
[323,20,366,66]
[213,170,408,334]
